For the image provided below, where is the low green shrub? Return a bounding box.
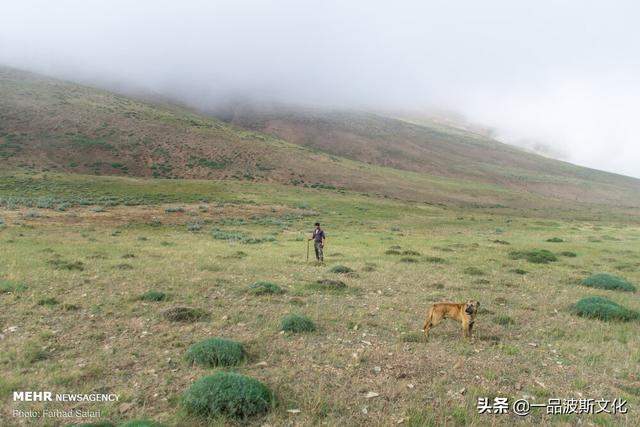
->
[402,250,421,256]
[182,372,273,419]
[281,314,316,332]
[494,315,515,326]
[139,290,167,301]
[248,281,284,295]
[329,265,354,274]
[48,259,85,271]
[37,297,59,306]
[0,280,27,293]
[400,257,419,263]
[425,256,446,264]
[546,237,564,242]
[186,221,203,232]
[185,338,246,367]
[162,307,208,322]
[580,273,636,292]
[212,228,276,244]
[463,267,485,276]
[164,206,185,213]
[509,249,557,264]
[307,279,347,291]
[573,296,639,321]
[511,268,528,275]
[560,251,577,257]
[385,249,401,255]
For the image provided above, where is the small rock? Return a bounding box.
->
[528,342,538,347]
[361,406,368,414]
[255,361,268,367]
[287,409,301,414]
[407,384,415,389]
[364,391,379,399]
[373,366,381,374]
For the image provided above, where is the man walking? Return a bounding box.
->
[309,222,326,263]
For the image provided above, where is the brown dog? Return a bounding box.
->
[423,300,480,339]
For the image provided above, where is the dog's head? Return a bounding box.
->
[464,300,480,315]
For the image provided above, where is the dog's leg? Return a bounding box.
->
[423,308,433,338]
[461,318,470,338]
[424,309,444,339]
[468,321,474,338]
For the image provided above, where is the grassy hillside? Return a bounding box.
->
[0,68,529,209]
[221,104,640,207]
[1,66,640,213]
[1,174,639,425]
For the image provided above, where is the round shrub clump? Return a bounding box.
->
[546,237,564,242]
[185,338,246,367]
[573,296,639,321]
[401,250,421,256]
[509,249,557,264]
[580,273,636,292]
[281,314,316,333]
[182,372,273,419]
[139,290,167,301]
[463,266,485,276]
[248,281,284,295]
[308,279,347,291]
[329,265,354,274]
[162,307,208,322]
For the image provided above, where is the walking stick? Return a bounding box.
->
[306,239,310,262]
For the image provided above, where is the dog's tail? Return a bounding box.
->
[422,306,433,331]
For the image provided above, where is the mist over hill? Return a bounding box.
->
[1,67,640,212]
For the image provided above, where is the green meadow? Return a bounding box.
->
[1,172,640,426]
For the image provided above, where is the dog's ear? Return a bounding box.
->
[475,301,480,306]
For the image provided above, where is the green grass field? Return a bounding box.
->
[1,173,640,426]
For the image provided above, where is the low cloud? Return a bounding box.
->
[1,0,639,177]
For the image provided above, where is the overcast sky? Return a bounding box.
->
[2,1,639,177]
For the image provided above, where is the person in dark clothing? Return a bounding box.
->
[310,222,326,262]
